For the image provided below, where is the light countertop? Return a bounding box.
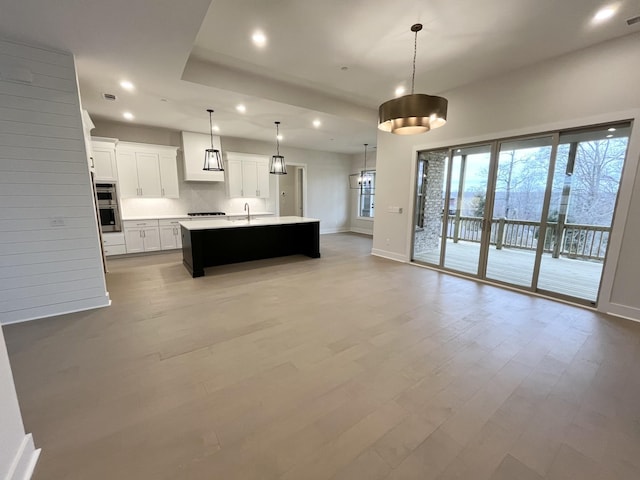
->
[180,216,319,231]
[122,215,190,221]
[122,212,274,221]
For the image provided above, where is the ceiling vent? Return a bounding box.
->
[627,15,640,26]
[102,93,117,101]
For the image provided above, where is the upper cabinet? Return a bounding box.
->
[181,131,224,182]
[91,137,118,181]
[116,142,179,198]
[225,152,270,198]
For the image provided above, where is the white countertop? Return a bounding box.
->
[225,211,274,217]
[180,216,320,231]
[122,212,274,221]
[122,215,191,221]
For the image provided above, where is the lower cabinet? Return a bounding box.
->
[123,220,161,253]
[159,219,183,250]
[122,218,185,253]
[102,232,126,256]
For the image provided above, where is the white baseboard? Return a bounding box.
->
[2,295,111,325]
[371,248,408,263]
[604,303,640,323]
[349,227,373,236]
[320,228,350,235]
[5,434,40,480]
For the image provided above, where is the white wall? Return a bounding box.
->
[91,120,353,233]
[349,150,377,235]
[0,38,109,324]
[0,325,39,479]
[373,32,640,319]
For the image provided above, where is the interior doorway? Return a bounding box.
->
[277,164,306,217]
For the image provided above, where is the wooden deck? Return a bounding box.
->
[414,240,603,302]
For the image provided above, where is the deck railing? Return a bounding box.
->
[445,216,610,260]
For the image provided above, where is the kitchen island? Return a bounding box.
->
[180,216,320,277]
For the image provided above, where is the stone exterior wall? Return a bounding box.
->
[414,151,447,255]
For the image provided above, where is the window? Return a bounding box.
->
[358,170,375,218]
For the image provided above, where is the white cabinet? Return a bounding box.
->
[159,153,179,197]
[159,219,183,250]
[226,152,270,198]
[227,159,243,197]
[123,220,161,253]
[102,232,126,256]
[181,131,224,182]
[91,138,118,181]
[116,142,179,198]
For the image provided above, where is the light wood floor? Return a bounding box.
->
[5,233,640,480]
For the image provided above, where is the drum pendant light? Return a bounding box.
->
[269,121,287,175]
[203,109,223,171]
[378,24,448,135]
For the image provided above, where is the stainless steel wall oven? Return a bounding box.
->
[95,183,121,232]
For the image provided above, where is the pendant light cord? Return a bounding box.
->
[276,122,280,155]
[208,109,214,148]
[411,29,418,95]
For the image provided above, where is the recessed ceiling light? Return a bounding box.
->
[123,112,134,121]
[395,86,406,96]
[608,127,616,132]
[212,125,220,132]
[236,104,246,113]
[312,119,321,128]
[120,80,134,91]
[606,134,614,138]
[252,31,267,47]
[340,66,349,71]
[277,134,283,141]
[593,5,618,23]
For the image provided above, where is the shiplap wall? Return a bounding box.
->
[0,38,109,324]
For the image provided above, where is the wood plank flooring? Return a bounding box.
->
[4,233,640,480]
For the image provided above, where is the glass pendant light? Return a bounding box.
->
[349,144,372,189]
[203,109,223,171]
[269,121,287,175]
[378,24,448,135]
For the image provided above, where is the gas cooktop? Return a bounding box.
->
[187,212,226,216]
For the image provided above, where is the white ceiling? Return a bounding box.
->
[1,0,639,153]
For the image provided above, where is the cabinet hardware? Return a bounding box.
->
[162,187,165,196]
[142,230,146,238]
[256,190,259,196]
[140,188,143,195]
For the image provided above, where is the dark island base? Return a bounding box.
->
[182,221,320,278]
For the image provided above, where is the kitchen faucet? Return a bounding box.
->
[244,202,250,222]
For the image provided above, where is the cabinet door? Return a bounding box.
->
[142,227,161,251]
[227,159,244,197]
[93,148,117,181]
[159,225,178,250]
[159,153,179,198]
[242,161,259,198]
[135,153,162,197]
[124,228,144,253]
[117,151,140,198]
[175,227,183,248]
[256,159,270,198]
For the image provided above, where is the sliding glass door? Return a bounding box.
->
[442,145,493,275]
[536,124,630,303]
[485,136,554,288]
[412,121,632,306]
